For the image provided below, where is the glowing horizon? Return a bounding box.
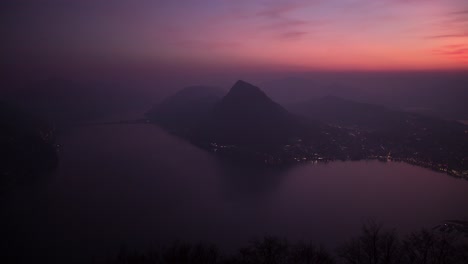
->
[2,0,468,72]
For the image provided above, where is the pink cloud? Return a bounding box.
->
[256,3,304,18]
[262,19,309,29]
[426,34,468,39]
[432,44,468,62]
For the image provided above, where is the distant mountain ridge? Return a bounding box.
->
[260,74,468,120]
[288,95,396,130]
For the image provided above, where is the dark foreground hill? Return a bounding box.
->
[0,102,58,190]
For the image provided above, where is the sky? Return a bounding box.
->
[2,0,468,75]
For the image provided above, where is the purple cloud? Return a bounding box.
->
[278,30,308,39]
[173,40,242,50]
[432,44,468,62]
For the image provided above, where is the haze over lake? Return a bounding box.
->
[4,120,468,263]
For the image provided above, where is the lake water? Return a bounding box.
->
[3,123,468,263]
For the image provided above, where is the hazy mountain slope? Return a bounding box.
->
[207,80,301,148]
[146,86,225,132]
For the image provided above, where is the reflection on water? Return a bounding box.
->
[3,124,468,263]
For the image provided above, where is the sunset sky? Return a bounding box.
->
[2,0,468,73]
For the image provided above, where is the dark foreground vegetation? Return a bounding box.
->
[108,221,468,264]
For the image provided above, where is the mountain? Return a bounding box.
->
[260,73,468,120]
[147,81,468,174]
[260,77,364,104]
[207,80,301,148]
[146,85,225,132]
[147,80,337,164]
[290,96,467,133]
[288,96,394,130]
[3,78,154,128]
[290,96,468,172]
[146,81,310,148]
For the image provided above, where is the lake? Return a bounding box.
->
[3,123,468,263]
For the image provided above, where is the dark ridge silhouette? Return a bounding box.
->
[0,102,58,190]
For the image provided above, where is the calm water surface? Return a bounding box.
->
[4,123,468,263]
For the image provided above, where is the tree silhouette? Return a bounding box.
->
[107,224,467,264]
[337,220,401,264]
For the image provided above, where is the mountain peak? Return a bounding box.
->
[234,79,254,87]
[212,80,299,147]
[226,80,268,100]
